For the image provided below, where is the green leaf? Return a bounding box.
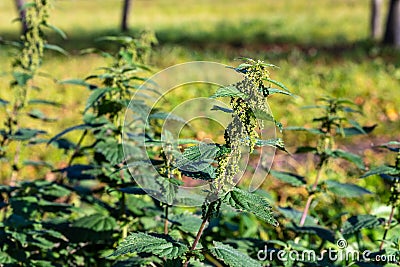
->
[44,23,67,39]
[12,71,32,86]
[342,215,384,235]
[361,165,399,178]
[28,109,56,122]
[58,79,97,89]
[224,188,278,226]
[288,225,335,243]
[284,126,324,135]
[73,213,117,232]
[210,85,248,99]
[0,251,17,264]
[270,170,306,187]
[264,78,290,92]
[10,128,46,141]
[169,213,203,233]
[22,160,53,168]
[48,122,105,145]
[253,109,274,121]
[44,44,68,55]
[256,138,287,153]
[377,141,400,152]
[210,241,262,267]
[0,98,9,106]
[148,112,186,123]
[342,124,377,136]
[278,207,318,226]
[266,88,293,96]
[28,99,62,107]
[294,146,318,154]
[325,180,371,198]
[109,232,188,259]
[211,105,233,113]
[85,87,113,113]
[95,141,124,165]
[331,149,365,169]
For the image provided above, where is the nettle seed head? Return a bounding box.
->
[213,59,273,194]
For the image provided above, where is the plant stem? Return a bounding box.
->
[379,205,396,250]
[183,203,214,267]
[299,164,324,226]
[164,205,169,235]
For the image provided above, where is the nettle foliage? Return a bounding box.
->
[263,99,399,266]
[108,58,291,266]
[361,141,400,256]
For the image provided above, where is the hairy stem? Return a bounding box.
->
[183,203,214,267]
[299,164,324,226]
[379,205,396,250]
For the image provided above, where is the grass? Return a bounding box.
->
[0,0,399,180]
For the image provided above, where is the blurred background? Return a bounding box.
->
[0,0,399,170]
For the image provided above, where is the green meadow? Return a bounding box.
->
[0,0,399,176]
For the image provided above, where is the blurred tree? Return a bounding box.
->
[121,0,132,32]
[370,0,382,39]
[383,0,400,47]
[14,0,28,33]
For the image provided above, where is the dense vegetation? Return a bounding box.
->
[0,1,399,266]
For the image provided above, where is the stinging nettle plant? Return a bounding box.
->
[108,58,292,266]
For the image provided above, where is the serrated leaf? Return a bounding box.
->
[169,213,203,233]
[331,149,365,169]
[325,180,371,198]
[270,170,306,187]
[361,165,399,178]
[210,241,262,267]
[95,141,124,165]
[73,213,117,232]
[342,215,384,235]
[224,188,278,226]
[210,85,247,99]
[109,232,188,259]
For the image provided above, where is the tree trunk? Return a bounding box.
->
[14,0,28,34]
[383,0,400,47]
[121,0,132,32]
[370,0,382,39]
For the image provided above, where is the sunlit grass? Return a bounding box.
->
[0,0,399,180]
